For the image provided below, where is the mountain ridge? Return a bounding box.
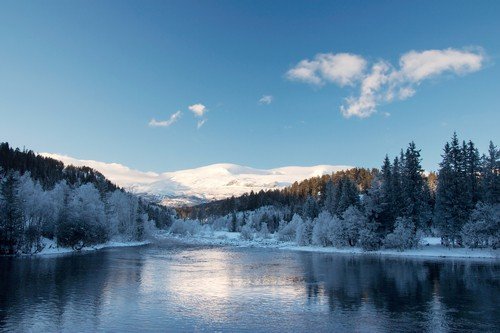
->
[41,153,353,206]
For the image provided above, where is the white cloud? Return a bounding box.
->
[399,48,484,82]
[289,48,485,118]
[148,110,182,127]
[286,52,367,86]
[259,95,273,105]
[189,103,207,117]
[340,61,390,118]
[197,119,207,129]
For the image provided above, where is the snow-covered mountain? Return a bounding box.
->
[41,153,352,206]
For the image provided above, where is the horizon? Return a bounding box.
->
[1,133,493,174]
[1,1,499,173]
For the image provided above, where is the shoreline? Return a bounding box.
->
[155,231,500,260]
[17,238,152,257]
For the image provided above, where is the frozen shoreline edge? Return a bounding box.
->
[20,238,152,257]
[155,231,500,261]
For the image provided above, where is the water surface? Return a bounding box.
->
[1,240,499,332]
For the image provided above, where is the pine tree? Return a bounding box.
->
[390,156,404,218]
[434,134,470,246]
[230,211,237,232]
[337,177,360,214]
[323,180,337,215]
[482,141,499,204]
[401,142,430,230]
[135,204,145,241]
[0,172,24,254]
[302,195,319,219]
[465,140,481,206]
[378,155,394,234]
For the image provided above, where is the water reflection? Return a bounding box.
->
[0,243,498,332]
[298,252,500,331]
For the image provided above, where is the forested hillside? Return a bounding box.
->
[177,167,377,219]
[0,143,173,255]
[177,133,499,250]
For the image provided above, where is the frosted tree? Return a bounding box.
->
[18,173,47,252]
[384,217,419,250]
[259,212,272,233]
[240,224,254,240]
[277,213,303,242]
[342,205,365,247]
[312,211,333,246]
[259,222,270,239]
[58,183,107,249]
[358,220,381,251]
[170,219,201,236]
[461,203,500,249]
[50,180,71,240]
[327,215,346,247]
[107,190,139,240]
[295,217,313,246]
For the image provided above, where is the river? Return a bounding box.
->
[1,240,499,332]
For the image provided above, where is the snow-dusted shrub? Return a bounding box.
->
[384,217,419,251]
[296,218,313,246]
[312,211,333,246]
[240,224,254,240]
[461,203,500,249]
[358,221,381,251]
[342,206,365,246]
[277,214,302,242]
[210,216,227,231]
[200,224,214,237]
[169,219,201,236]
[259,222,270,239]
[143,218,157,238]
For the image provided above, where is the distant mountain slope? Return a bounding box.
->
[41,153,352,206]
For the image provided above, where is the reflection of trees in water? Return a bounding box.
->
[300,253,500,331]
[437,262,500,331]
[0,250,145,331]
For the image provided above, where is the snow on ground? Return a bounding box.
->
[29,238,151,256]
[155,232,500,260]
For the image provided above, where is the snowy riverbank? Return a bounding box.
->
[155,231,500,260]
[25,238,151,256]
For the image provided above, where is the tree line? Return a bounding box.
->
[176,168,376,219]
[0,143,173,255]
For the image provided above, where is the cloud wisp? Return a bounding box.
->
[189,103,208,117]
[197,119,207,129]
[149,110,182,127]
[286,53,367,86]
[259,95,274,105]
[286,48,485,118]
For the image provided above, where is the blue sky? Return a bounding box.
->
[0,0,499,172]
